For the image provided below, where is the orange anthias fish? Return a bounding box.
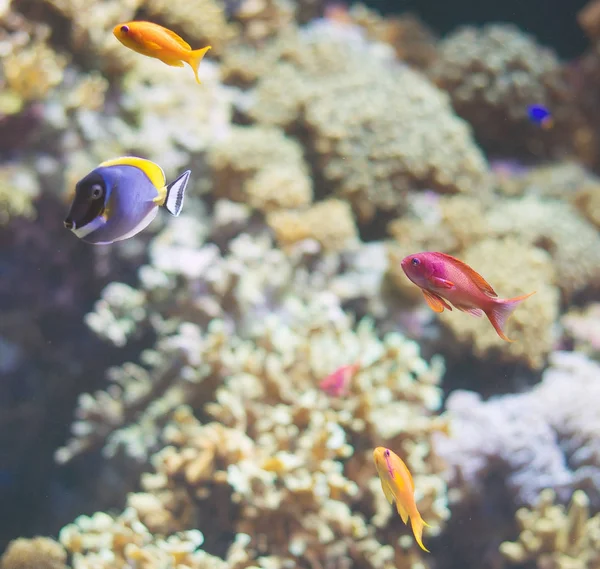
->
[400,252,535,342]
[319,363,360,397]
[113,21,211,84]
[373,447,430,552]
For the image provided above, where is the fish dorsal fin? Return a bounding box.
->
[160,26,191,50]
[435,252,498,297]
[99,157,166,190]
[422,290,452,313]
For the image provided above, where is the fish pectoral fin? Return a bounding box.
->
[455,305,484,318]
[380,480,395,505]
[396,501,409,525]
[431,276,454,289]
[422,290,451,313]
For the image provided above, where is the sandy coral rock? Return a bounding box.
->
[0,537,67,569]
[208,125,313,212]
[429,24,581,159]
[266,198,359,252]
[248,23,490,223]
[500,488,600,568]
[437,237,558,369]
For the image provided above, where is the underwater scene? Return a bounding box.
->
[1,0,600,568]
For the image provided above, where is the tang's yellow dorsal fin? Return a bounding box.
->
[99,156,166,191]
[160,26,191,50]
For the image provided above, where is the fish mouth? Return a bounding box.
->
[64,218,75,230]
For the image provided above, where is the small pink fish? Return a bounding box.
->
[401,252,535,342]
[319,363,360,396]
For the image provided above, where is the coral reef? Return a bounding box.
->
[436,351,600,510]
[0,537,67,569]
[562,303,600,359]
[240,23,490,223]
[429,24,587,160]
[500,488,600,569]
[208,125,313,212]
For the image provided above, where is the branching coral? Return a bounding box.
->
[500,488,600,569]
[59,292,448,568]
[428,23,586,159]
[436,351,600,510]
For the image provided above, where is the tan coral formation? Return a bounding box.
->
[437,238,558,369]
[500,488,600,568]
[54,294,448,569]
[0,537,68,569]
[429,23,587,160]
[266,198,359,252]
[208,125,313,212]
[241,24,489,223]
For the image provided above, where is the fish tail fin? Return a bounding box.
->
[486,291,536,343]
[163,170,190,216]
[410,513,430,553]
[188,45,211,84]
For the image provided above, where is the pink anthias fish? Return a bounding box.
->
[401,252,536,342]
[319,363,360,396]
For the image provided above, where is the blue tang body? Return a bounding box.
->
[64,156,190,245]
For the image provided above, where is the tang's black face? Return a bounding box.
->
[64,170,107,230]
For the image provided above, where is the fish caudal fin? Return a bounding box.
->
[410,513,430,553]
[163,170,190,216]
[486,291,536,342]
[187,45,211,83]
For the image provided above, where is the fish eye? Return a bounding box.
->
[90,184,104,200]
[411,258,420,266]
[384,449,390,457]
[120,25,129,33]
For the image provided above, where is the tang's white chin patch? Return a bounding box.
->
[72,215,107,239]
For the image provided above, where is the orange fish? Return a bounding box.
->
[401,252,535,342]
[319,363,360,397]
[373,447,430,552]
[113,21,211,84]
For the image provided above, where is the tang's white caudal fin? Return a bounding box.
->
[163,170,190,216]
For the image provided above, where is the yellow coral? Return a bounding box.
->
[436,237,558,369]
[0,537,67,569]
[0,164,40,225]
[500,488,600,568]
[208,125,313,212]
[266,199,359,252]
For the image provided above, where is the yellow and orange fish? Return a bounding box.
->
[401,252,535,342]
[373,447,430,552]
[113,21,211,84]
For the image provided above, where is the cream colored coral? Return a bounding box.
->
[500,488,600,568]
[266,199,359,252]
[0,164,40,225]
[0,537,67,569]
[437,237,558,369]
[208,125,313,212]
